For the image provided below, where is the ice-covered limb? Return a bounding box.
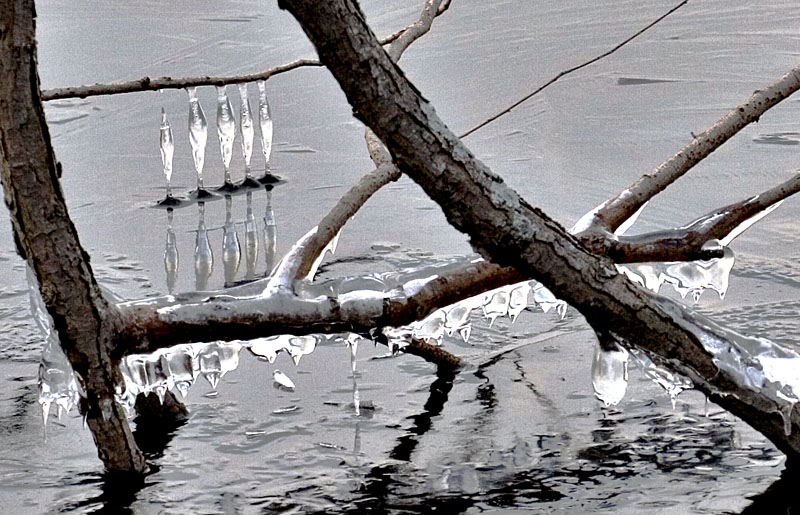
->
[587,64,800,233]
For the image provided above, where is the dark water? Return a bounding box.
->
[2,0,800,512]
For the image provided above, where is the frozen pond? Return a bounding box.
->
[2,0,800,512]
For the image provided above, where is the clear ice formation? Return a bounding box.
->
[195,202,214,290]
[164,208,179,294]
[591,339,629,407]
[187,87,208,191]
[257,80,274,167]
[244,191,259,280]
[216,86,236,185]
[628,347,693,409]
[222,195,241,286]
[238,83,255,179]
[273,369,296,390]
[31,267,81,427]
[159,107,175,198]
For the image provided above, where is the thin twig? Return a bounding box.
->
[459,0,689,138]
[588,64,800,233]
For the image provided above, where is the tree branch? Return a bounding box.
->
[459,0,689,139]
[278,0,800,459]
[585,64,800,233]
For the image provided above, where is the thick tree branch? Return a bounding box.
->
[586,65,800,233]
[0,0,145,472]
[278,0,800,459]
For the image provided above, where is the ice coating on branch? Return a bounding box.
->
[656,296,800,435]
[159,107,175,197]
[591,340,629,407]
[257,80,274,166]
[305,229,341,281]
[216,86,236,185]
[29,267,81,427]
[628,347,693,408]
[222,196,241,286]
[719,199,783,246]
[616,243,734,301]
[186,87,208,190]
[238,83,255,177]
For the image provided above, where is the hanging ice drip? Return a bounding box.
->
[257,80,278,183]
[222,194,241,286]
[244,190,259,280]
[195,201,214,290]
[158,107,180,206]
[215,85,237,192]
[187,87,214,199]
[164,207,179,294]
[264,186,277,274]
[238,83,259,188]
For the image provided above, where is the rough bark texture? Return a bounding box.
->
[277,0,800,459]
[0,0,146,472]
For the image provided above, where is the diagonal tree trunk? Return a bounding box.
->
[276,0,800,460]
[0,0,146,473]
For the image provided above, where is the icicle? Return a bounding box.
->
[257,80,274,168]
[508,282,531,322]
[482,287,511,327]
[238,83,256,183]
[628,347,693,405]
[198,343,222,390]
[216,85,236,189]
[244,191,258,280]
[412,309,446,345]
[195,202,214,290]
[222,195,241,286]
[164,208,179,294]
[187,87,209,194]
[160,107,175,199]
[591,339,629,407]
[288,335,317,366]
[458,325,472,343]
[165,345,196,399]
[273,369,295,390]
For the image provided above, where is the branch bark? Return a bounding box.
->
[277,0,800,459]
[0,0,145,473]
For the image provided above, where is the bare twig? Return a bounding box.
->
[459,0,689,138]
[586,64,800,233]
[39,1,452,102]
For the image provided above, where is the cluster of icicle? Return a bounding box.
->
[160,80,274,198]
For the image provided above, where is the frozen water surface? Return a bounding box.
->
[3,0,800,513]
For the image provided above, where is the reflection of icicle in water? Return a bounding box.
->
[348,334,361,416]
[591,338,629,407]
[164,208,178,294]
[244,191,259,280]
[187,87,208,193]
[257,80,274,168]
[264,187,277,274]
[30,267,81,428]
[160,107,175,199]
[222,195,241,286]
[617,242,735,302]
[238,83,256,184]
[628,347,693,408]
[216,86,236,188]
[195,202,214,290]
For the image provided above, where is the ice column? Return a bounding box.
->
[238,83,257,185]
[216,85,237,190]
[159,107,175,200]
[187,87,209,196]
[257,80,274,172]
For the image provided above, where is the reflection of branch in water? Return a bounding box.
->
[222,195,241,287]
[739,465,800,514]
[164,208,178,294]
[194,202,213,291]
[244,191,258,280]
